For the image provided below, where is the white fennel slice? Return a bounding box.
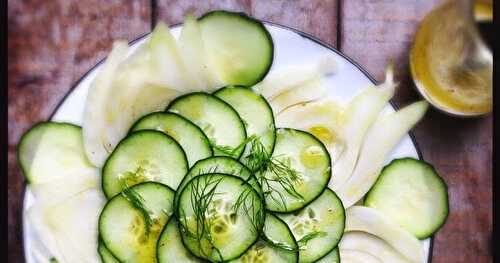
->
[83,25,188,167]
[330,66,396,190]
[27,206,65,263]
[339,231,411,263]
[178,15,222,91]
[40,189,105,263]
[27,189,105,263]
[30,168,99,206]
[82,41,129,167]
[345,206,425,263]
[340,249,382,263]
[337,100,429,208]
[252,54,337,99]
[276,99,345,162]
[269,77,328,114]
[149,22,196,92]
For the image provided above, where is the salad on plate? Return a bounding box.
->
[18,10,449,263]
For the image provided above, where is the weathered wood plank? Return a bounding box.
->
[414,113,492,263]
[156,0,250,25]
[7,1,151,262]
[251,0,338,47]
[156,0,339,47]
[339,1,492,262]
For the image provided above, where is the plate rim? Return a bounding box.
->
[20,20,433,263]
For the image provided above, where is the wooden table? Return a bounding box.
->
[8,1,492,262]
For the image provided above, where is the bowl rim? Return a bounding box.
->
[20,20,433,263]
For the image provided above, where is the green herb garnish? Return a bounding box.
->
[179,175,224,261]
[243,136,305,210]
[121,184,153,237]
[297,231,327,249]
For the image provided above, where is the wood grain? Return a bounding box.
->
[250,0,339,47]
[8,1,492,262]
[156,0,338,46]
[7,1,150,262]
[156,0,250,25]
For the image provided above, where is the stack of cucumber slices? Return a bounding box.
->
[19,10,449,263]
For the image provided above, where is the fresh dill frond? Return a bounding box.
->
[179,175,224,261]
[243,135,272,172]
[232,187,265,235]
[261,236,298,252]
[242,136,305,211]
[121,184,153,236]
[297,231,327,249]
[209,135,258,158]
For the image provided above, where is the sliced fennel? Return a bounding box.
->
[337,101,429,208]
[28,206,65,263]
[83,24,186,167]
[340,249,382,263]
[178,15,222,91]
[339,232,410,263]
[252,54,337,100]
[269,78,328,115]
[345,206,425,263]
[82,41,129,167]
[149,22,196,92]
[30,170,99,206]
[29,189,106,263]
[330,66,396,190]
[275,99,345,162]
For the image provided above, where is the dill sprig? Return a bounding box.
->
[209,135,258,158]
[243,137,305,210]
[297,231,327,249]
[179,175,224,261]
[261,235,298,252]
[232,187,265,236]
[121,184,153,237]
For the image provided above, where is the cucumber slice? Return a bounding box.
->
[315,248,340,263]
[337,101,429,208]
[278,188,345,263]
[157,218,204,263]
[256,128,331,212]
[199,10,273,86]
[102,130,188,198]
[364,158,449,239]
[130,112,213,167]
[99,182,175,263]
[174,156,262,209]
[98,241,120,263]
[345,206,425,263]
[340,249,382,263]
[166,92,247,158]
[213,86,276,170]
[339,232,410,263]
[18,122,96,184]
[230,213,298,263]
[177,173,265,262]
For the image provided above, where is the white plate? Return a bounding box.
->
[23,22,432,262]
